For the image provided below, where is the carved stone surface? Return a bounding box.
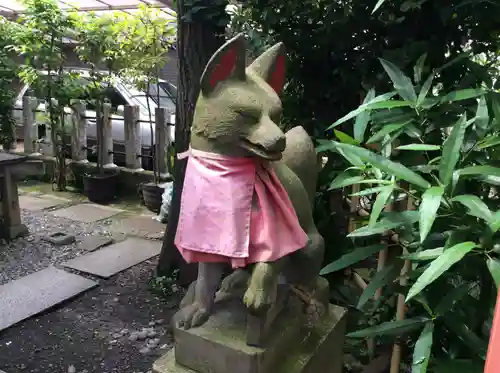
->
[154,303,347,373]
[157,33,347,373]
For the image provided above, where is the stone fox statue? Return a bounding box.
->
[174,33,325,330]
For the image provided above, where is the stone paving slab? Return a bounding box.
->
[49,203,124,223]
[78,235,114,252]
[19,195,69,211]
[0,267,98,332]
[112,215,166,240]
[61,237,161,278]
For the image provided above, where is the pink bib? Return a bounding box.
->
[174,148,308,268]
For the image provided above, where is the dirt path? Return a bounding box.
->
[0,260,182,373]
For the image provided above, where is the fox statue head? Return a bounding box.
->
[190,33,287,161]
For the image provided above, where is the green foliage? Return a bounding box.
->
[182,0,229,28]
[11,0,84,190]
[321,56,500,371]
[73,5,175,178]
[0,17,19,149]
[231,0,500,138]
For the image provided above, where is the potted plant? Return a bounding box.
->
[122,4,176,213]
[73,10,129,203]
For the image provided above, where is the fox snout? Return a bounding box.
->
[241,120,286,161]
[268,135,286,153]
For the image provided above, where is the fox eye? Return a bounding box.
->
[235,110,259,121]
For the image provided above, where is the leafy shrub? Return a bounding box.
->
[320,55,500,372]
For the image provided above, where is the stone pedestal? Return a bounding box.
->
[0,156,38,240]
[153,280,347,373]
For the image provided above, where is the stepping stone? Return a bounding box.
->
[61,237,161,278]
[78,235,114,252]
[0,267,98,332]
[112,215,166,240]
[50,203,123,223]
[19,195,68,211]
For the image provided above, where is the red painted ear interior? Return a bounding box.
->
[269,54,286,94]
[209,47,237,89]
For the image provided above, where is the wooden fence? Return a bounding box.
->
[14,96,174,175]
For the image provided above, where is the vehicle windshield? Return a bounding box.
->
[22,75,128,113]
[130,82,176,113]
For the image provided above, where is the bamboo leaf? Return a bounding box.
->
[439,114,467,186]
[379,58,417,102]
[316,139,365,167]
[357,264,399,310]
[372,0,387,14]
[366,122,408,144]
[320,244,386,275]
[329,174,365,190]
[328,92,396,129]
[443,313,487,359]
[396,144,440,151]
[490,211,500,233]
[474,96,489,136]
[331,142,431,189]
[354,88,375,142]
[441,88,487,103]
[348,210,419,237]
[315,139,336,153]
[401,248,443,261]
[414,53,427,85]
[452,194,493,223]
[487,257,500,288]
[347,317,428,338]
[412,322,434,373]
[349,185,391,197]
[366,100,413,109]
[458,165,500,178]
[369,185,394,226]
[492,95,500,127]
[419,186,444,243]
[406,242,477,302]
[477,135,500,149]
[334,130,359,145]
[416,70,435,107]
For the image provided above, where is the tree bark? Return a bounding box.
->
[156,0,225,285]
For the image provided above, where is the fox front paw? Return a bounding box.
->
[175,302,211,329]
[243,265,278,315]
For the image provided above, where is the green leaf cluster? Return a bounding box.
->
[321,55,500,371]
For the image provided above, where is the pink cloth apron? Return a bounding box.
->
[174,148,308,269]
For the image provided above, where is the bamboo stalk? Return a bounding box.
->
[389,196,414,373]
[349,184,360,232]
[353,271,368,290]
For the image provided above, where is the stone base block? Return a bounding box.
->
[6,223,28,239]
[153,304,347,373]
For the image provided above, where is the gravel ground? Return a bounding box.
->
[0,209,123,285]
[0,260,183,373]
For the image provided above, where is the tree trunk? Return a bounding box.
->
[156,0,225,285]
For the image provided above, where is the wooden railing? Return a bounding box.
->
[14,96,174,175]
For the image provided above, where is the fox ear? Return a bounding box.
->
[200,33,246,96]
[247,42,286,95]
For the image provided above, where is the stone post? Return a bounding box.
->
[124,105,142,170]
[71,100,88,163]
[155,107,168,176]
[22,96,39,155]
[97,102,116,168]
[41,98,57,157]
